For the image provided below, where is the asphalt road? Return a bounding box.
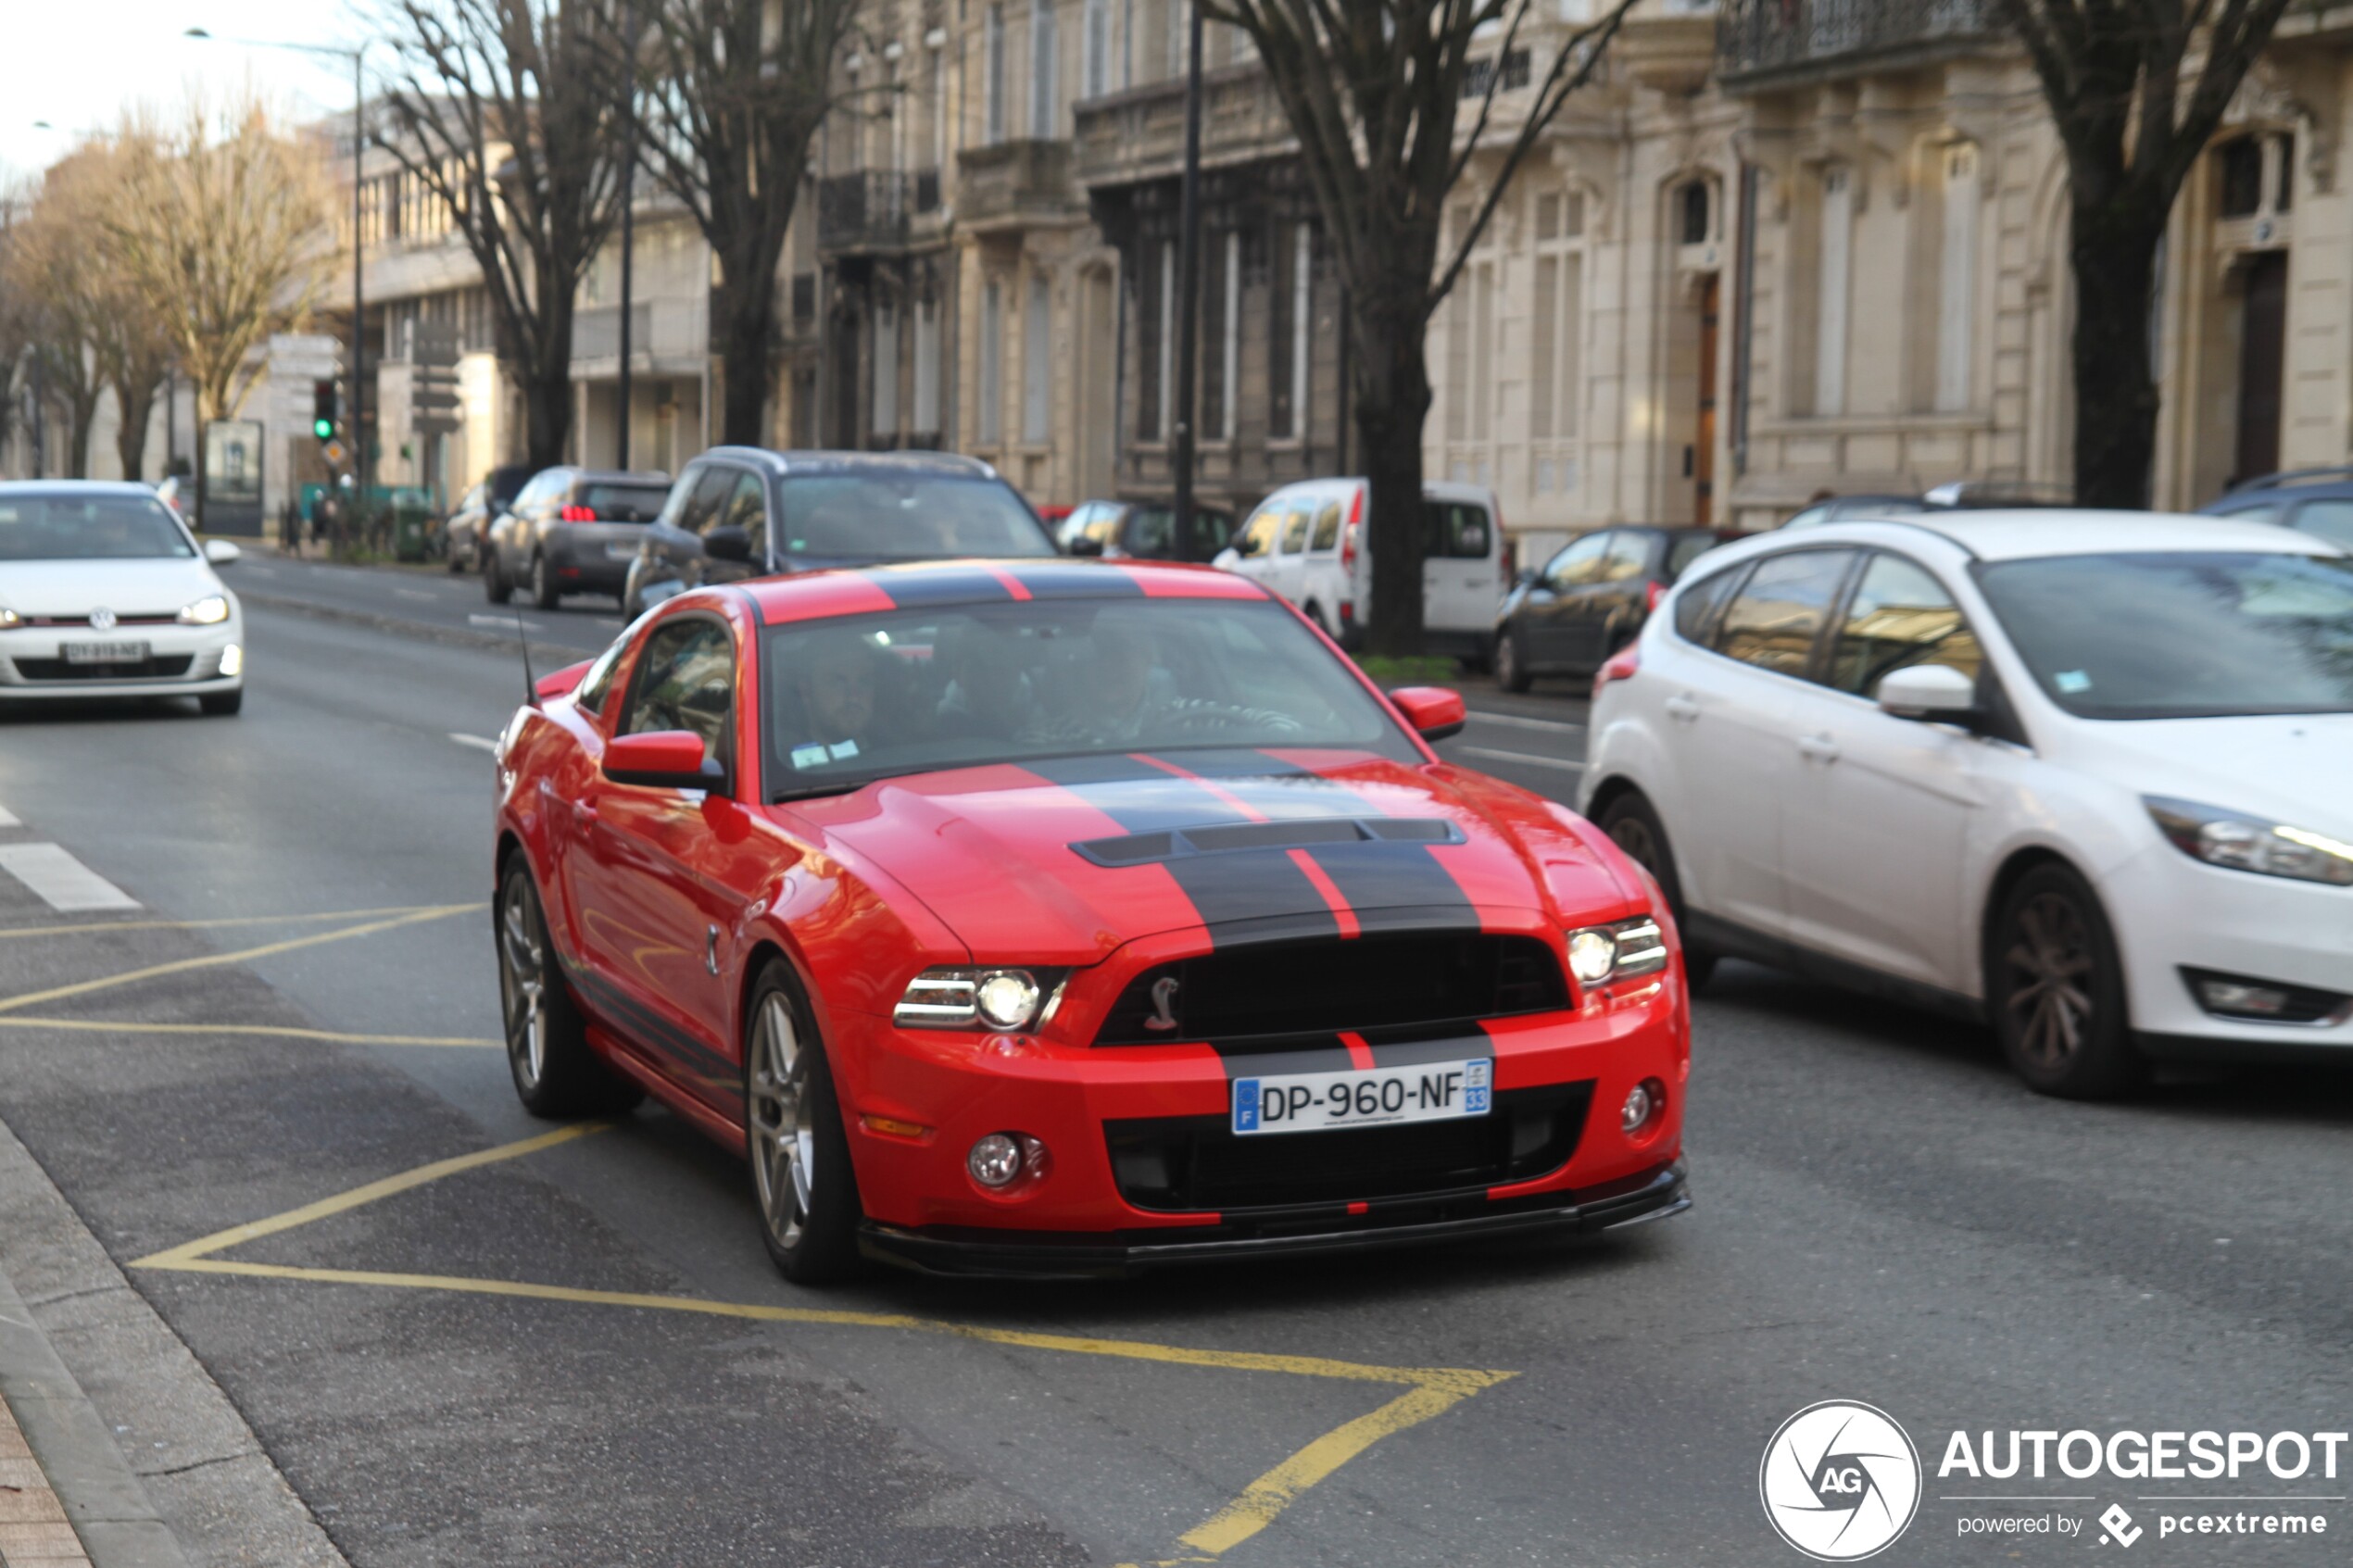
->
[0,566,2346,1566]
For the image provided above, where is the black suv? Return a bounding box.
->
[623,449,1056,615]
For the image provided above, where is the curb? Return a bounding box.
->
[0,1261,186,1568]
[233,588,532,656]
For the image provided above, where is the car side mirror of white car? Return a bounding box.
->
[202,538,242,566]
[1876,663,1978,721]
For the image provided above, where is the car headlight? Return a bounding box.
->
[177,595,231,626]
[0,608,18,629]
[2145,797,2353,887]
[1565,916,1669,987]
[894,967,1060,1031]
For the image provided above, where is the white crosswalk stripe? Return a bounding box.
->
[0,843,141,910]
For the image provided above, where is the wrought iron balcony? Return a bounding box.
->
[1716,0,1996,86]
[954,139,1080,231]
[816,170,940,255]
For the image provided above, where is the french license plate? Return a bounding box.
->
[61,641,149,664]
[605,543,638,560]
[1232,1058,1492,1136]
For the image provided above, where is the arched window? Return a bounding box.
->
[1678,179,1711,246]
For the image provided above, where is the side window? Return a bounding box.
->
[1544,533,1610,590]
[1309,503,1340,552]
[1279,508,1313,554]
[2288,499,2353,549]
[619,617,736,771]
[676,467,735,537]
[657,468,702,529]
[1191,508,1233,559]
[1423,502,1489,559]
[1714,549,1856,679]
[1673,566,1743,645]
[573,633,632,714]
[2219,502,2283,525]
[1827,552,1984,697]
[1601,532,1651,583]
[1238,506,1282,557]
[718,471,769,557]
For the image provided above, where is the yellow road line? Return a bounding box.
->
[0,905,474,1016]
[0,903,479,940]
[0,1017,500,1048]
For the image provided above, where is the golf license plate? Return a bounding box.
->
[605,543,638,560]
[61,641,149,664]
[1232,1058,1491,1136]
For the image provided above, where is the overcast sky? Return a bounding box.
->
[4,1,374,182]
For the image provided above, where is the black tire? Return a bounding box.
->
[1496,626,1533,693]
[530,552,561,610]
[744,960,863,1284]
[484,550,512,604]
[497,859,641,1118]
[1987,862,2143,1098]
[198,689,243,717]
[1594,791,1717,990]
[447,548,466,574]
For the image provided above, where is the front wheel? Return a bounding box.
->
[1987,863,2142,1098]
[1496,626,1533,694]
[745,960,863,1284]
[1595,792,1716,990]
[497,860,640,1118]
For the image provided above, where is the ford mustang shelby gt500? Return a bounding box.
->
[492,558,1690,1279]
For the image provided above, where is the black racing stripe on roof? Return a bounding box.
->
[867,569,1019,608]
[1006,561,1151,599]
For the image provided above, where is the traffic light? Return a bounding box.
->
[311,379,337,442]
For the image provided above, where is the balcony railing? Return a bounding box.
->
[954,138,1079,227]
[572,299,706,365]
[1717,0,1994,84]
[816,170,940,254]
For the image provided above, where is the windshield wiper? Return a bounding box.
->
[767,781,873,804]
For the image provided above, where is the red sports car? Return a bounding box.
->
[492,558,1690,1280]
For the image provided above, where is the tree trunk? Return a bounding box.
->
[66,387,99,479]
[114,371,161,483]
[2068,198,2165,509]
[522,311,575,470]
[1350,299,1433,659]
[716,267,775,446]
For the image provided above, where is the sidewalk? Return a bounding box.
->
[0,1117,345,1568]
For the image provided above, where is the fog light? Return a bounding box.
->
[975,970,1042,1030]
[1568,930,1617,985]
[2198,978,2290,1017]
[968,1134,1024,1187]
[1620,1084,1653,1134]
[219,643,244,677]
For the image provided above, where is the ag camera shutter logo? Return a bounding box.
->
[1760,1400,1922,1561]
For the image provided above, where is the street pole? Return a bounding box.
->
[616,2,636,470]
[1169,0,1204,560]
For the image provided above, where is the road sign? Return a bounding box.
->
[411,320,462,435]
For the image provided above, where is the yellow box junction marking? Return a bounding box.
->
[133,1125,1516,1562]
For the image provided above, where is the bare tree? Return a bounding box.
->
[1201,0,1635,656]
[376,0,632,468]
[107,96,335,510]
[1993,0,2296,508]
[0,186,34,471]
[632,0,862,445]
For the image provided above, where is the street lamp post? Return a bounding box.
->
[183,28,368,511]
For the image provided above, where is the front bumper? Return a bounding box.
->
[860,1160,1689,1278]
[0,624,243,699]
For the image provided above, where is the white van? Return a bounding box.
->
[1215,478,1508,662]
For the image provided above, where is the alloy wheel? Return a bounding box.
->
[2003,891,2096,1070]
[498,875,548,1089]
[748,993,816,1251]
[1606,814,1661,877]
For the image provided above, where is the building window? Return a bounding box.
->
[1935,144,1979,413]
[930,44,947,170]
[873,302,900,440]
[1269,221,1310,440]
[1220,230,1240,441]
[985,6,1007,146]
[1166,0,1184,82]
[1157,238,1175,439]
[1024,272,1052,443]
[2217,136,2264,219]
[1470,259,1494,441]
[1029,0,1059,141]
[913,296,942,436]
[1084,0,1111,97]
[1816,166,1852,416]
[1679,179,1710,245]
[979,280,1003,445]
[1137,243,1163,441]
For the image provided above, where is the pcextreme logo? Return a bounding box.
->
[1761,1400,1924,1562]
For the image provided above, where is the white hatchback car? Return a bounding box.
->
[1579,510,2352,1098]
[0,483,245,714]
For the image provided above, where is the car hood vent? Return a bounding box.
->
[1071,816,1461,868]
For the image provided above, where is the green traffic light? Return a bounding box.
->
[313,418,335,440]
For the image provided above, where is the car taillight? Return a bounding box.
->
[1594,643,1640,698]
[1645,581,1667,613]
[560,504,595,522]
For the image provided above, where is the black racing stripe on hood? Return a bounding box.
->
[868,569,1017,608]
[1170,765,1481,928]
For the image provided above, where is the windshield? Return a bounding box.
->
[775,473,1052,561]
[581,483,669,522]
[0,492,195,561]
[1974,551,2353,718]
[1667,533,1720,581]
[761,598,1419,798]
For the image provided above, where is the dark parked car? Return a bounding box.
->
[622,448,1057,615]
[444,464,535,574]
[485,467,672,608]
[2201,468,2353,550]
[1494,525,1734,691]
[1779,481,2073,530]
[1056,498,1235,560]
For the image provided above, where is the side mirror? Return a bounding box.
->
[1233,534,1260,557]
[1068,535,1105,558]
[703,525,754,564]
[203,538,241,566]
[1388,685,1466,744]
[1514,568,1539,590]
[535,659,593,701]
[603,730,725,790]
[1876,663,1980,723]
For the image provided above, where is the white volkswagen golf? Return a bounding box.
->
[0,483,245,714]
[1579,510,2352,1098]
